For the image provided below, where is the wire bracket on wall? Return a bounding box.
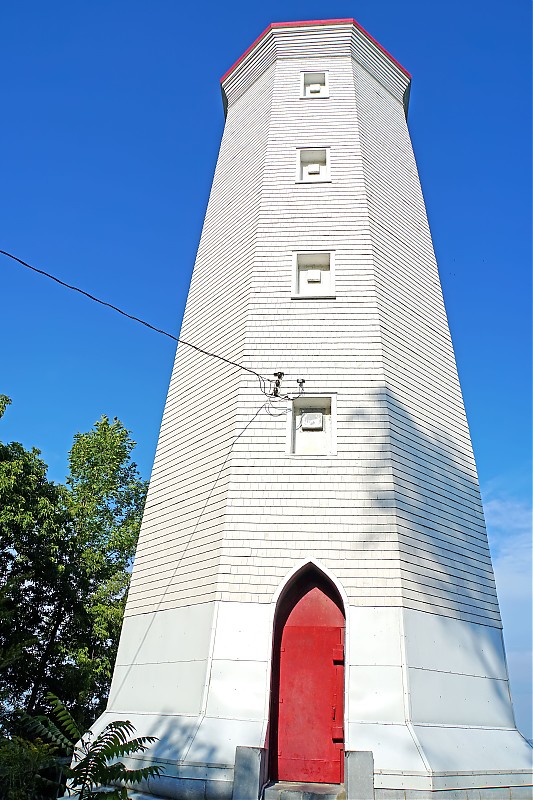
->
[264,374,306,417]
[272,371,284,397]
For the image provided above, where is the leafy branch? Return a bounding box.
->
[22,693,164,799]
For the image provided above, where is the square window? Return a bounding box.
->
[290,396,335,455]
[300,71,329,98]
[292,252,335,298]
[297,148,330,182]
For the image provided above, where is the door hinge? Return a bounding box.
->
[332,725,344,742]
[332,645,344,664]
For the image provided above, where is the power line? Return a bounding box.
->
[0,248,272,394]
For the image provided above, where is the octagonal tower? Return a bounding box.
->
[99,20,533,800]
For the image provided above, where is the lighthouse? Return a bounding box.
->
[99,19,533,800]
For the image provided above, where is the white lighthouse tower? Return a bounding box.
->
[99,19,533,800]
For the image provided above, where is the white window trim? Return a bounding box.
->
[300,70,330,99]
[286,393,337,457]
[295,147,331,184]
[291,250,336,300]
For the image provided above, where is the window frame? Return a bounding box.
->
[295,147,331,184]
[291,250,336,300]
[287,393,337,457]
[300,70,330,99]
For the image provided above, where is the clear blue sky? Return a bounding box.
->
[1,1,531,736]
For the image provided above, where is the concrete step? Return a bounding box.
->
[264,782,346,800]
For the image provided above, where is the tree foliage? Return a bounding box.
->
[0,397,147,729]
[0,735,57,800]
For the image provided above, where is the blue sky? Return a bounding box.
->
[1,1,531,736]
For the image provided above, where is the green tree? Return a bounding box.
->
[0,396,77,723]
[61,416,148,722]
[0,398,147,729]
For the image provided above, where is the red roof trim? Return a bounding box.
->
[220,18,411,85]
[350,18,411,78]
[220,22,276,84]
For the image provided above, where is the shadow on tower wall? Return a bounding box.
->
[105,381,529,795]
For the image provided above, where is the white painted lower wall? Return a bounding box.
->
[97,597,532,796]
[346,605,532,790]
[108,603,216,717]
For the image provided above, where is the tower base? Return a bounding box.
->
[99,595,532,800]
[107,760,533,800]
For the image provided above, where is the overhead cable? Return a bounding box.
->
[0,248,272,393]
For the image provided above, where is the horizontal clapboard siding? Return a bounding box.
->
[353,62,500,626]
[124,64,276,616]
[218,53,401,606]
[125,24,500,630]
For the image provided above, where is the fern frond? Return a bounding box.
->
[51,713,164,797]
[83,720,136,758]
[104,763,165,787]
[70,754,101,788]
[80,730,121,760]
[46,692,81,740]
[23,715,73,750]
[121,764,165,782]
[97,735,158,760]
[21,715,50,738]
[93,760,126,781]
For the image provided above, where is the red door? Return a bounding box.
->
[274,584,345,784]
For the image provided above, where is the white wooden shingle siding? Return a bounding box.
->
[352,62,499,624]
[125,63,276,614]
[125,26,499,628]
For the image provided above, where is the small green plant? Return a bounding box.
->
[0,735,57,800]
[24,694,164,799]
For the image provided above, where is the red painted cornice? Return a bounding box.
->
[221,19,411,84]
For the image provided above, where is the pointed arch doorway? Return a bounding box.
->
[269,567,345,784]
